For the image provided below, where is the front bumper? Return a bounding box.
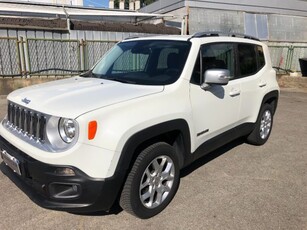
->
[0,135,125,212]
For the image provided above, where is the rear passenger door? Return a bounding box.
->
[236,43,267,123]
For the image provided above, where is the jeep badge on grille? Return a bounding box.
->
[21,98,31,104]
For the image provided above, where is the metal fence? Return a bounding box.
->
[0,37,21,76]
[1,36,307,77]
[291,46,307,71]
[27,38,81,75]
[268,45,307,73]
[0,37,118,77]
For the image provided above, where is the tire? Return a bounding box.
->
[247,103,274,145]
[119,142,180,219]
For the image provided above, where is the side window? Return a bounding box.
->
[238,44,258,77]
[201,43,235,78]
[191,43,235,84]
[257,45,265,69]
[191,42,266,84]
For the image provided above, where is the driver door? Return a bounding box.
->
[190,42,241,151]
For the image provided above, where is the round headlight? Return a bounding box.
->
[59,118,76,143]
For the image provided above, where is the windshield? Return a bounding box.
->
[86,40,191,85]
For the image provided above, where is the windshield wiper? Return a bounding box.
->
[81,72,136,84]
[106,77,136,84]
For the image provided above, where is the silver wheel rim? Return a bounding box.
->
[260,110,272,139]
[139,155,175,209]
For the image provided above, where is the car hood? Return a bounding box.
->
[7,76,164,118]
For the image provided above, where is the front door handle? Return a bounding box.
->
[229,89,241,97]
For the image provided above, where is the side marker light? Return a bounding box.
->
[88,121,97,140]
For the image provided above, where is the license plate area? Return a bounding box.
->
[1,149,22,176]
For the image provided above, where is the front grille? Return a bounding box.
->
[7,102,46,141]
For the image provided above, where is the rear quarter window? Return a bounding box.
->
[257,45,265,69]
[237,43,266,78]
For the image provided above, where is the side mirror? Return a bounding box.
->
[201,69,230,90]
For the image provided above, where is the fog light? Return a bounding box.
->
[54,167,75,176]
[49,183,81,199]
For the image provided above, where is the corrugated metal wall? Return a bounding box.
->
[0,29,147,44]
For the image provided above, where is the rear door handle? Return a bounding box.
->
[259,81,267,88]
[229,89,241,97]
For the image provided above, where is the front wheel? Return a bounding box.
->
[247,103,274,145]
[119,142,180,219]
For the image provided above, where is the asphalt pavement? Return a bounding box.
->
[0,90,306,230]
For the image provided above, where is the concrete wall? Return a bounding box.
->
[269,15,307,42]
[0,77,62,95]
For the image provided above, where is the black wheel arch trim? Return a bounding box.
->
[261,90,279,114]
[115,119,191,175]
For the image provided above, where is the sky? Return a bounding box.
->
[83,0,109,8]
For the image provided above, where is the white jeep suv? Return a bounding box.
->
[0,32,279,219]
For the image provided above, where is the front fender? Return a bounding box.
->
[116,119,191,173]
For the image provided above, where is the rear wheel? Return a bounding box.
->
[247,103,274,145]
[120,142,180,219]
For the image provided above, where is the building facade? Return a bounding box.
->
[141,0,307,72]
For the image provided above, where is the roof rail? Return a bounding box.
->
[123,36,140,41]
[189,31,260,41]
[123,34,157,41]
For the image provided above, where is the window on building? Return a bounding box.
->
[244,13,269,40]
